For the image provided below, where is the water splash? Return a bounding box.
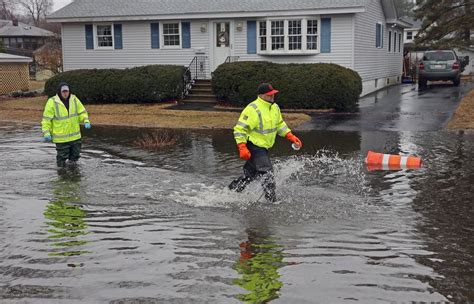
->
[170,150,372,222]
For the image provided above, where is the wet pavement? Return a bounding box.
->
[300,82,473,132]
[0,83,473,303]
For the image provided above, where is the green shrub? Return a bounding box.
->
[212,62,362,112]
[45,65,186,104]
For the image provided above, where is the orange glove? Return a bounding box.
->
[237,143,251,160]
[285,132,303,148]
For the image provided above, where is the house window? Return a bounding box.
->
[96,25,113,48]
[258,18,319,54]
[163,22,180,47]
[259,21,267,51]
[307,19,318,50]
[406,31,413,40]
[271,20,284,50]
[288,20,302,50]
[398,33,402,52]
[388,31,392,51]
[376,23,383,48]
[393,31,396,53]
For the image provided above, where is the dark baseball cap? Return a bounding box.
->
[257,83,279,95]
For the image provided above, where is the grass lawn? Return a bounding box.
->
[29,81,46,91]
[0,96,311,130]
[447,88,474,130]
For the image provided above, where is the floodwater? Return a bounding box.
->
[0,120,472,303]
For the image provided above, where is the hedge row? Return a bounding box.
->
[45,65,186,104]
[211,62,362,112]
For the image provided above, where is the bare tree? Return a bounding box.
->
[0,0,15,19]
[18,0,53,26]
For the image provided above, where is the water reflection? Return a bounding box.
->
[44,168,90,257]
[233,227,285,304]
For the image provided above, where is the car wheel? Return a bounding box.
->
[453,78,460,87]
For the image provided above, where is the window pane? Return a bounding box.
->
[271,36,284,50]
[97,25,111,36]
[271,21,284,35]
[98,36,113,47]
[307,20,318,35]
[260,37,267,51]
[288,20,301,35]
[259,21,266,36]
[164,23,180,46]
[307,35,317,50]
[289,36,301,50]
[271,20,284,50]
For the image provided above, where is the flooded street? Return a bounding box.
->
[1,85,473,303]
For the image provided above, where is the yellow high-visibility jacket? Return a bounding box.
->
[41,94,90,143]
[233,97,290,149]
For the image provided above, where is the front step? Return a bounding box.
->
[184,79,217,104]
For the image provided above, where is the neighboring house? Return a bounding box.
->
[0,19,54,56]
[0,53,32,94]
[401,17,421,48]
[48,0,410,96]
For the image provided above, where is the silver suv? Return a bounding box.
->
[418,50,461,87]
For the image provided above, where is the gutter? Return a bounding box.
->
[47,6,366,23]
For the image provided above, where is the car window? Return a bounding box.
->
[423,52,455,61]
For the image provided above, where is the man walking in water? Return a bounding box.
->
[41,82,91,167]
[229,83,303,202]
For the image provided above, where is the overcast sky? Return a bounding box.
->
[52,0,73,12]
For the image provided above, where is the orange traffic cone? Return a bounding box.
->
[365,150,422,171]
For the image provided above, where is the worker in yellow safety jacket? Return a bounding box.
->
[41,82,91,167]
[229,83,303,202]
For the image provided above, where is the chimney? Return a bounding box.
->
[12,17,18,26]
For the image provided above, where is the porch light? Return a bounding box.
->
[200,23,207,33]
[236,22,243,31]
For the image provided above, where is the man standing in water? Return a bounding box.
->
[229,83,303,202]
[41,82,91,167]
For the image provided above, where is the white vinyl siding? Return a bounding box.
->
[354,0,403,83]
[62,21,209,73]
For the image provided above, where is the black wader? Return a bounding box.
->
[55,139,81,167]
[229,142,277,202]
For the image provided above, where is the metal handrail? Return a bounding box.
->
[182,56,207,98]
[224,56,240,63]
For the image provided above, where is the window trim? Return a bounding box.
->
[94,23,114,50]
[376,22,383,49]
[161,21,182,49]
[257,17,320,55]
[388,30,392,52]
[406,31,413,40]
[398,32,402,52]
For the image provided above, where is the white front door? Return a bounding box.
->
[213,22,232,71]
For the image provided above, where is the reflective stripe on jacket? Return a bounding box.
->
[41,94,90,143]
[233,97,290,149]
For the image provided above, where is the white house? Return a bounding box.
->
[401,17,421,47]
[48,0,410,96]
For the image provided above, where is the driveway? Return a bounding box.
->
[298,82,474,132]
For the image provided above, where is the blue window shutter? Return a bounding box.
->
[114,24,122,49]
[320,18,331,53]
[151,23,160,49]
[247,21,256,54]
[85,24,93,49]
[182,22,191,48]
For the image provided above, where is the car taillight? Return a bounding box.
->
[419,63,424,70]
[452,62,460,70]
